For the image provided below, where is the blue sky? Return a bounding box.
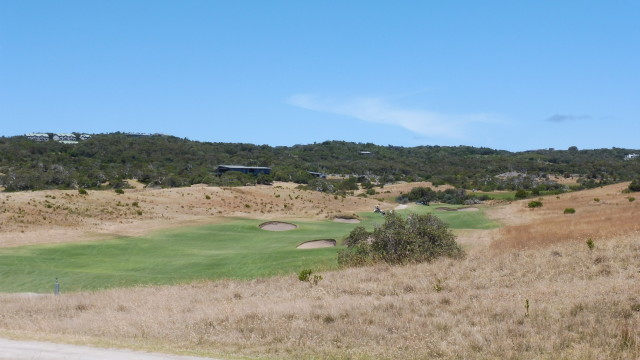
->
[1,1,638,151]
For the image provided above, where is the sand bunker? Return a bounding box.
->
[436,207,479,212]
[259,221,297,231]
[296,239,337,249]
[334,217,360,224]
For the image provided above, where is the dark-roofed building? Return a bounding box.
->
[216,165,271,175]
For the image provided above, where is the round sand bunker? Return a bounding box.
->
[297,239,337,249]
[259,221,297,231]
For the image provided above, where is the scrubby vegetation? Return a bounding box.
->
[528,200,543,208]
[397,186,490,205]
[338,212,464,266]
[1,134,639,191]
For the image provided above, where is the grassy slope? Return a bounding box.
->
[0,207,495,293]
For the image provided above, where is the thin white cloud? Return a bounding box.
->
[286,94,494,139]
[545,114,591,123]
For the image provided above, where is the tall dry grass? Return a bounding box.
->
[492,183,640,251]
[1,233,638,359]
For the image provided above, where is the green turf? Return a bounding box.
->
[396,204,501,230]
[0,206,497,293]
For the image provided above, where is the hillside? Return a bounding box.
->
[1,134,639,192]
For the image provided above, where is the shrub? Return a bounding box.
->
[629,179,640,192]
[629,197,636,202]
[205,194,211,200]
[338,212,463,266]
[528,200,543,208]
[298,269,322,285]
[586,238,595,250]
[78,189,88,195]
[593,198,600,202]
[515,189,528,200]
[564,208,576,214]
[114,189,124,194]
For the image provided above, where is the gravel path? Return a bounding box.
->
[0,338,222,360]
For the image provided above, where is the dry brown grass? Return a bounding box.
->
[491,182,640,251]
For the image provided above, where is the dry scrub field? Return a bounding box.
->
[0,182,639,359]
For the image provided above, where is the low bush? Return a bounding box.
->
[629,179,640,192]
[298,269,322,285]
[528,200,543,208]
[338,212,463,266]
[515,189,528,200]
[564,208,576,214]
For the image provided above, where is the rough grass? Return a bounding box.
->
[0,233,637,359]
[493,182,640,251]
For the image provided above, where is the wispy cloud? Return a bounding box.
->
[286,94,495,139]
[545,114,592,123]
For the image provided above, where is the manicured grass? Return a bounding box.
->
[0,207,497,293]
[0,218,375,293]
[397,204,500,230]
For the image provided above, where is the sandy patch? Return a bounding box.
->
[296,239,336,249]
[259,221,297,231]
[395,204,408,210]
[333,217,360,223]
[436,206,478,212]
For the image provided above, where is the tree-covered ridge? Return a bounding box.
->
[0,133,638,191]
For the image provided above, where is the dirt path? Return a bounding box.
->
[0,338,222,360]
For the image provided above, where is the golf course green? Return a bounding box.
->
[0,206,498,293]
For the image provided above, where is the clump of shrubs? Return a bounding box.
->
[338,212,464,266]
[528,200,543,208]
[298,269,323,285]
[629,179,640,192]
[114,189,125,195]
[564,208,576,214]
[515,189,528,200]
[78,189,88,195]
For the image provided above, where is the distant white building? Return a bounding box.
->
[79,134,92,141]
[53,133,77,142]
[25,133,49,141]
[625,154,639,161]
